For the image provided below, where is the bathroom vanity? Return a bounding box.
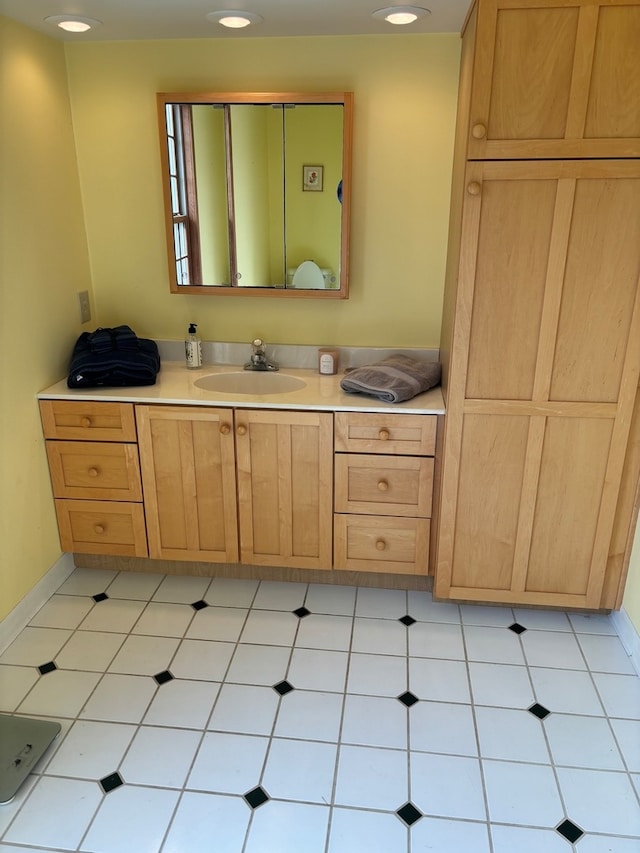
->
[38,363,444,590]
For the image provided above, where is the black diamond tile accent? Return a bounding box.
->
[556,819,584,843]
[38,661,57,675]
[398,691,419,708]
[191,599,208,611]
[399,615,416,626]
[244,786,269,809]
[100,772,124,793]
[154,670,174,685]
[273,680,294,696]
[528,702,551,720]
[293,606,311,618]
[509,622,527,634]
[92,592,109,603]
[397,802,423,826]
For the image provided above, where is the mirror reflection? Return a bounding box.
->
[157,92,352,298]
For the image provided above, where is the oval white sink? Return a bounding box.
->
[194,371,306,395]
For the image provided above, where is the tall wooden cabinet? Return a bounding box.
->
[435,0,640,609]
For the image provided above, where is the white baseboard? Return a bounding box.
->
[0,554,75,655]
[611,607,640,678]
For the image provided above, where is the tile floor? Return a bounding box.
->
[0,568,639,852]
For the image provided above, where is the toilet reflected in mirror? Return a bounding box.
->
[288,260,336,289]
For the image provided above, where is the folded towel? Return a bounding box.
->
[340,355,441,403]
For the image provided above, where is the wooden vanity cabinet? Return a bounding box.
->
[333,413,436,574]
[39,400,147,557]
[463,0,640,160]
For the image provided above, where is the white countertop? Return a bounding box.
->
[38,361,445,415]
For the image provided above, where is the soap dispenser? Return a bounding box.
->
[185,323,202,369]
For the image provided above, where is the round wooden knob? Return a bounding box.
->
[237,425,247,436]
[88,467,99,477]
[375,539,387,551]
[467,182,481,196]
[377,479,389,492]
[81,417,92,428]
[471,123,486,139]
[378,429,390,441]
[93,524,105,535]
[220,423,231,435]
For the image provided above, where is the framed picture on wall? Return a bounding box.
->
[303,165,323,192]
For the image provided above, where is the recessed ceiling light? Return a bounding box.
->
[206,10,263,29]
[372,6,431,25]
[44,15,102,33]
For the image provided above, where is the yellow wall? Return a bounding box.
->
[64,34,460,346]
[624,517,640,629]
[0,17,94,620]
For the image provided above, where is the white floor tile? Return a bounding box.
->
[490,824,570,853]
[410,700,478,756]
[244,801,329,853]
[226,643,290,685]
[0,665,39,712]
[78,598,146,633]
[355,587,407,619]
[170,638,234,681]
[407,591,461,624]
[108,635,179,676]
[79,673,156,723]
[577,633,636,675]
[576,836,640,853]
[43,719,135,779]
[409,621,465,660]
[610,718,640,772]
[132,602,194,638]
[185,605,248,642]
[556,767,640,836]
[545,714,625,770]
[187,731,268,794]
[521,630,586,669]
[342,695,407,749]
[482,760,563,827]
[409,658,471,704]
[239,609,299,646]
[288,648,348,692]
[327,807,408,853]
[334,745,408,810]
[56,569,117,597]
[29,594,94,629]
[351,617,406,656]
[0,627,72,666]
[529,667,605,716]
[295,613,353,651]
[305,583,356,616]
[274,689,343,742]
[4,776,102,849]
[208,683,279,735]
[205,577,259,607]
[120,726,201,788]
[105,571,164,600]
[152,574,211,604]
[262,737,337,803]
[161,791,250,853]
[468,662,534,709]
[475,706,551,763]
[347,652,406,696]
[412,817,491,852]
[143,678,219,728]
[569,612,617,635]
[513,608,572,632]
[18,669,100,718]
[411,752,486,820]
[55,630,126,672]
[463,625,525,665]
[80,785,179,853]
[460,604,515,627]
[252,580,307,611]
[592,673,640,719]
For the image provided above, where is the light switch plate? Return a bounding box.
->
[78,290,91,324]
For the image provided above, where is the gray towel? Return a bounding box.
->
[340,355,441,403]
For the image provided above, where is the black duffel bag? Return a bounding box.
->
[67,325,161,388]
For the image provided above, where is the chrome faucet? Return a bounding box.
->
[244,338,279,371]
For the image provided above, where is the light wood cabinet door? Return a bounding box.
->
[136,405,238,562]
[235,409,333,569]
[464,0,640,160]
[436,159,640,608]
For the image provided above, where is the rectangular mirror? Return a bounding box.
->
[157,92,353,298]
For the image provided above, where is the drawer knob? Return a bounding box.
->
[93,524,105,535]
[378,429,390,441]
[237,425,247,436]
[471,123,486,139]
[377,479,389,492]
[88,467,99,478]
[375,538,387,551]
[467,182,481,196]
[220,423,231,435]
[81,417,92,428]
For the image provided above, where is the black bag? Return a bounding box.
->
[67,325,161,388]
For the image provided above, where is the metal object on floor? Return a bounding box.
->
[0,714,61,804]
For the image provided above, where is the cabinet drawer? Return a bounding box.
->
[46,441,142,501]
[334,514,429,574]
[40,400,137,442]
[55,499,147,557]
[335,454,433,517]
[335,412,436,455]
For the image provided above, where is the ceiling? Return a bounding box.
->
[0,0,470,42]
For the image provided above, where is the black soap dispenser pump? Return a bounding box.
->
[185,323,202,369]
